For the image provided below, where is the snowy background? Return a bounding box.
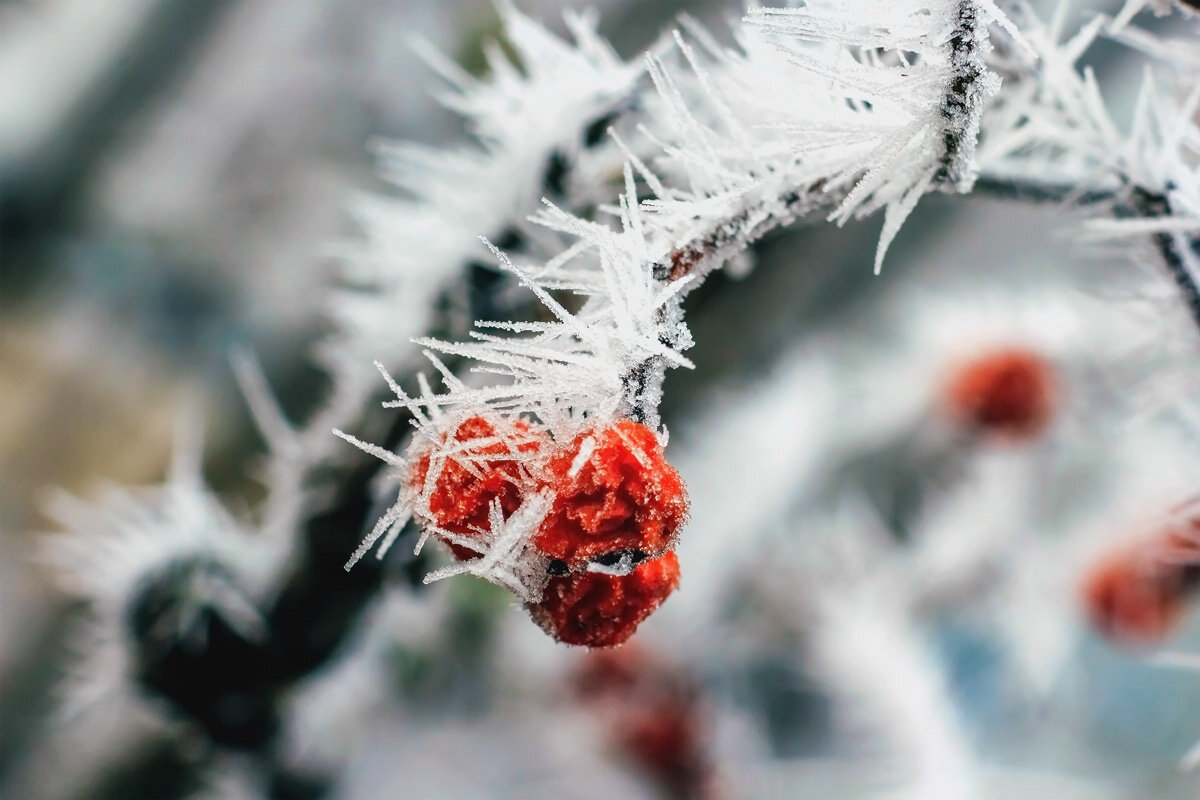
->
[1,1,1198,798]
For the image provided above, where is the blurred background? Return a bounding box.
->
[2,1,1198,798]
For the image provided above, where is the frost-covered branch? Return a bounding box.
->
[335,0,1200,650]
[1130,187,1200,330]
[977,0,1200,332]
[38,5,652,790]
[934,0,994,190]
[36,1,1200,795]
[618,0,1018,419]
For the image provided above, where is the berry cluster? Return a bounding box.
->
[410,416,688,647]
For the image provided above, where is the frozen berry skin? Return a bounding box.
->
[943,348,1057,441]
[530,551,681,648]
[1082,528,1199,646]
[534,420,687,568]
[412,416,543,559]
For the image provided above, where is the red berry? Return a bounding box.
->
[529,551,681,647]
[573,646,716,797]
[534,420,687,568]
[618,699,705,793]
[1082,526,1200,646]
[411,416,544,559]
[943,348,1057,441]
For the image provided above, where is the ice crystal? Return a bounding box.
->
[631,0,1021,275]
[319,2,640,433]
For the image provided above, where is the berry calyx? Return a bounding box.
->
[534,420,687,568]
[411,415,544,559]
[529,551,681,647]
[942,347,1057,441]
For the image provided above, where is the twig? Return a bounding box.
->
[1129,187,1200,335]
[933,0,987,192]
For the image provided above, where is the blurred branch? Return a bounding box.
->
[0,0,232,294]
[1129,187,1200,334]
[976,176,1200,337]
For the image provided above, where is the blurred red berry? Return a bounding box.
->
[1082,525,1200,646]
[411,416,544,559]
[534,420,687,568]
[620,699,705,795]
[573,646,718,800]
[942,348,1057,441]
[530,551,681,647]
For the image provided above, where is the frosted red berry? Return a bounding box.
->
[534,420,687,568]
[411,416,543,559]
[530,551,681,647]
[943,348,1057,441]
[1082,525,1200,646]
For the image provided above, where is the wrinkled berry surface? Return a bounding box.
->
[530,551,681,647]
[412,416,543,559]
[534,420,687,567]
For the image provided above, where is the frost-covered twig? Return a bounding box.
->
[336,0,1200,646]
[1129,187,1200,330]
[37,5,650,791]
[978,0,1200,333]
[971,174,1200,333]
[37,1,1200,795]
[934,0,996,190]
[615,0,1018,419]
